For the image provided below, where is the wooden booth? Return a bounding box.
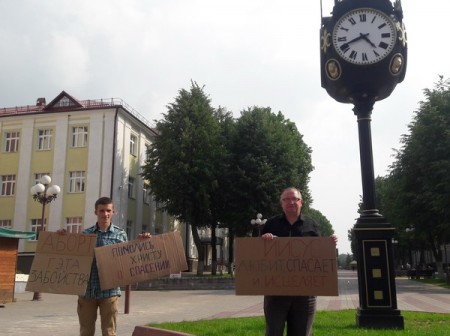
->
[0,228,35,304]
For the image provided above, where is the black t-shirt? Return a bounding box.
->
[261,213,321,237]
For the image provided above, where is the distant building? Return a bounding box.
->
[0,91,181,271]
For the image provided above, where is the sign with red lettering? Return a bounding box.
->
[235,237,338,296]
[25,232,96,295]
[94,231,188,290]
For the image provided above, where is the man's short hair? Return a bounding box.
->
[280,187,303,201]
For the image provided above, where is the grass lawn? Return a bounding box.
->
[148,310,450,335]
[148,277,450,335]
[417,277,450,289]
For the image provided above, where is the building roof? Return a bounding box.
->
[0,90,157,133]
[0,228,35,239]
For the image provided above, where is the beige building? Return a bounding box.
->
[0,91,180,269]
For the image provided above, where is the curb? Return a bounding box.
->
[132,326,194,336]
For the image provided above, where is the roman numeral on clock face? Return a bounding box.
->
[341,44,350,53]
[378,42,389,49]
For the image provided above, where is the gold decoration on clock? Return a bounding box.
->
[325,59,341,80]
[396,22,408,47]
[320,28,331,53]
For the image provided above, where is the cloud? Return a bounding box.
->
[0,0,448,254]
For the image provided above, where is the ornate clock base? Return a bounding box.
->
[356,308,405,329]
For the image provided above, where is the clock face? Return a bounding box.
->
[332,8,397,65]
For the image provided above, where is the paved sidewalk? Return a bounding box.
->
[0,271,448,336]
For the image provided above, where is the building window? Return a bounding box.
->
[38,129,52,150]
[69,171,85,193]
[0,220,12,228]
[1,175,16,196]
[143,184,151,204]
[59,97,70,107]
[66,217,83,233]
[130,134,137,156]
[4,131,20,152]
[72,126,88,148]
[31,218,46,240]
[128,177,135,199]
[34,173,51,185]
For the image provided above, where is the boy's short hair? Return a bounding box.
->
[95,197,113,209]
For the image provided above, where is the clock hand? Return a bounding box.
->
[340,32,370,51]
[360,33,377,48]
[345,33,368,45]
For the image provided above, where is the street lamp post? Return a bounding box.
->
[250,213,266,237]
[405,227,415,268]
[30,174,60,301]
[392,238,399,270]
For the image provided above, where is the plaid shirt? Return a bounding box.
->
[82,223,128,299]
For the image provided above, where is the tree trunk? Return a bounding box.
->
[430,242,444,279]
[211,223,217,275]
[184,222,191,271]
[228,228,235,275]
[191,226,205,275]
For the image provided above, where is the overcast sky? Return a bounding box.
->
[0,0,447,254]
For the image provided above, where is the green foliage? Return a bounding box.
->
[304,208,334,237]
[142,81,224,228]
[141,81,231,274]
[375,76,450,266]
[148,310,450,335]
[225,106,313,236]
[347,228,358,258]
[142,82,332,262]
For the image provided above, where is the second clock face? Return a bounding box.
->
[332,8,397,65]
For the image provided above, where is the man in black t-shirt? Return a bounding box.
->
[261,187,335,336]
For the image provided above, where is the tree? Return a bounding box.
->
[208,106,235,275]
[304,208,334,237]
[337,253,354,269]
[206,106,237,274]
[223,107,314,238]
[347,228,357,259]
[143,89,330,276]
[377,77,450,277]
[201,106,315,272]
[142,81,226,275]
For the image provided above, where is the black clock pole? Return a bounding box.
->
[320,0,407,329]
[354,99,376,211]
[352,99,404,329]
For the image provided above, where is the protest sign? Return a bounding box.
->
[25,231,96,295]
[235,237,338,296]
[95,231,188,290]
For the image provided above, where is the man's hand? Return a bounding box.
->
[331,234,338,244]
[138,232,152,239]
[261,233,277,240]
